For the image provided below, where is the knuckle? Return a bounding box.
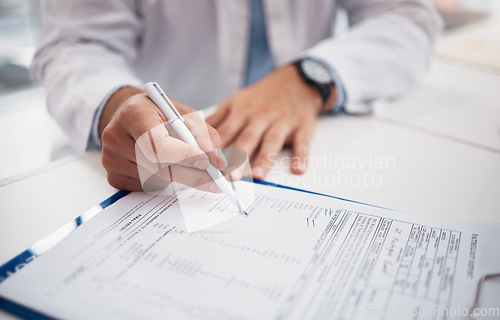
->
[252,108,270,121]
[207,125,220,138]
[268,99,286,111]
[101,126,119,146]
[119,102,137,119]
[222,123,238,136]
[107,174,124,190]
[101,151,114,170]
[108,175,141,191]
[220,117,243,136]
[120,103,143,127]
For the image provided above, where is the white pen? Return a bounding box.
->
[144,82,247,215]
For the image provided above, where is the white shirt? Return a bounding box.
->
[33,0,442,152]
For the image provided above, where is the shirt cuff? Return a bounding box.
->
[306,56,347,114]
[87,85,131,150]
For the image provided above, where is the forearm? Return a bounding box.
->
[32,0,143,152]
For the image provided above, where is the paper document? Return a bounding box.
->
[0,182,499,319]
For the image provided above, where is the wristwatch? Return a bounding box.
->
[294,58,333,105]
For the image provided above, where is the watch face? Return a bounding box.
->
[301,59,332,85]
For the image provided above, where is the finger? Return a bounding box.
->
[103,149,170,193]
[107,174,143,191]
[171,165,221,192]
[209,131,229,170]
[149,164,221,193]
[133,160,222,193]
[101,126,136,163]
[233,120,269,164]
[203,127,228,170]
[206,99,230,128]
[251,123,291,179]
[102,149,139,178]
[183,112,227,170]
[136,124,210,170]
[182,109,217,150]
[119,101,208,167]
[102,140,136,164]
[222,148,250,181]
[291,125,315,175]
[215,111,247,147]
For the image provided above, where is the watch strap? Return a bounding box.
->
[293,60,332,105]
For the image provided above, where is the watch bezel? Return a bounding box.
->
[300,58,333,85]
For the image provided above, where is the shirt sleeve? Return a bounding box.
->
[32,0,144,152]
[87,85,131,150]
[305,0,442,114]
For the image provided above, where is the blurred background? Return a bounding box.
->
[0,0,38,93]
[0,0,499,181]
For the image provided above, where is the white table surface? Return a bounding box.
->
[0,87,63,181]
[376,59,500,153]
[1,58,500,319]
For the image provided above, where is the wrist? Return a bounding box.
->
[98,86,143,138]
[293,58,338,113]
[287,65,323,114]
[322,85,337,112]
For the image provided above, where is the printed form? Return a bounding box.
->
[0,182,498,320]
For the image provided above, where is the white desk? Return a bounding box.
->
[376,59,500,153]
[0,152,116,265]
[0,87,63,181]
[269,113,500,222]
[1,59,500,319]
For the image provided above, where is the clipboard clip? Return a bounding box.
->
[469,273,500,320]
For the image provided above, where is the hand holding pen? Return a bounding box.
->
[144,82,246,215]
[97,86,233,198]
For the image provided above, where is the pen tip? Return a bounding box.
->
[243,211,248,216]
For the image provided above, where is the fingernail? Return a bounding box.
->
[297,159,307,172]
[194,158,209,170]
[252,166,264,179]
[216,148,228,169]
[210,183,221,193]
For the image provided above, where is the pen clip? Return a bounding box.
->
[152,82,184,122]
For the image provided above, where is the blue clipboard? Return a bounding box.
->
[0,180,388,320]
